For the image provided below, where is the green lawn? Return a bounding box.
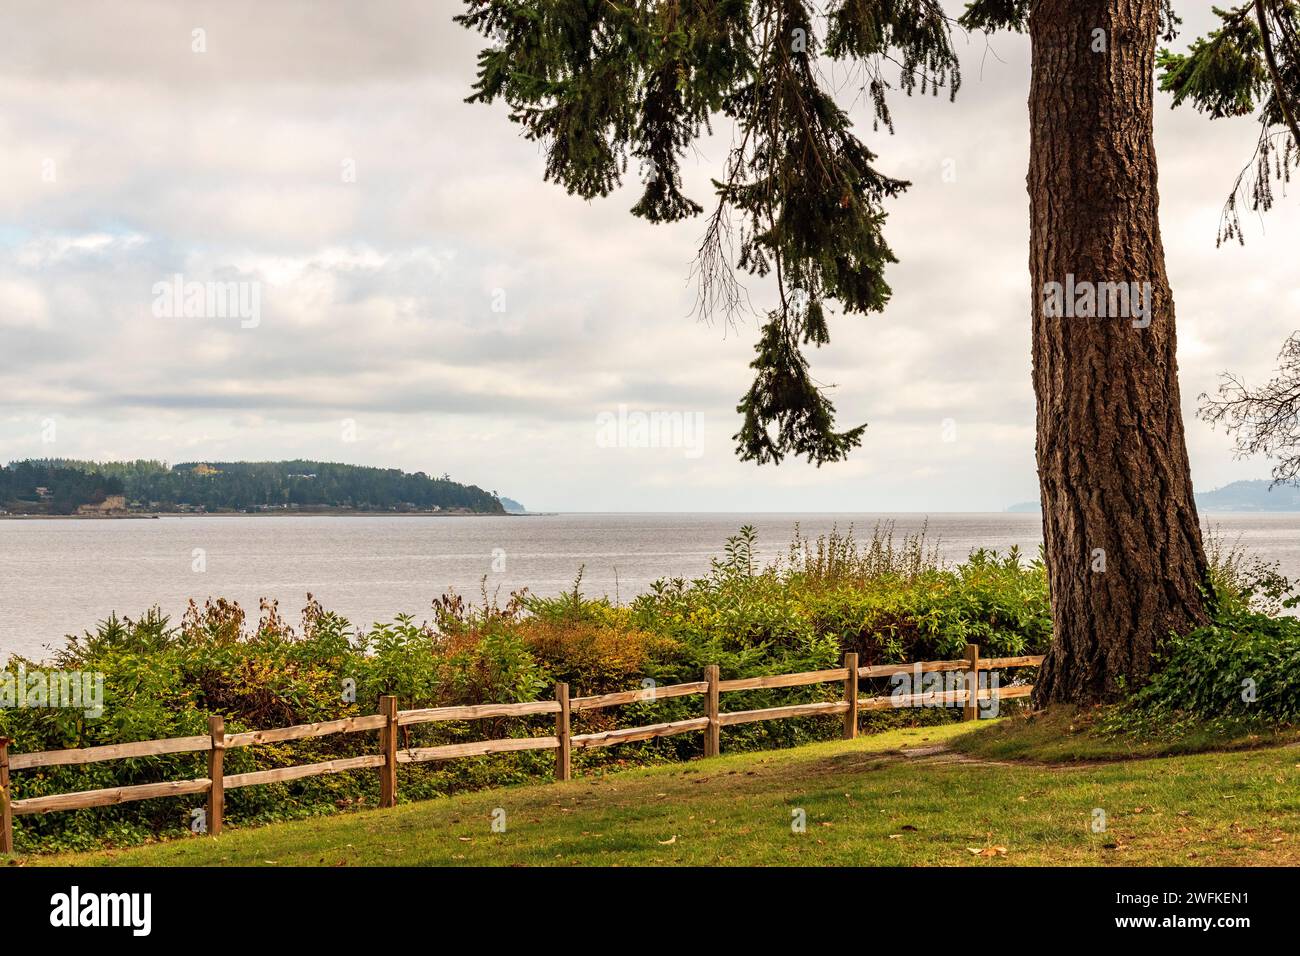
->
[26,719,1300,867]
[949,706,1300,762]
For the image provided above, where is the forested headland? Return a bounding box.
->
[0,459,505,516]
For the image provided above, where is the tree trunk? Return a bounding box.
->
[1028,0,1210,705]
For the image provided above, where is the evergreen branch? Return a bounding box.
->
[456,1,959,465]
[1257,0,1300,148]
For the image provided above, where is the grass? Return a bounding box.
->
[949,706,1300,762]
[23,720,1300,867]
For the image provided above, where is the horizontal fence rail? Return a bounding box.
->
[397,701,561,726]
[0,644,1042,853]
[8,736,213,771]
[572,681,709,712]
[225,714,388,748]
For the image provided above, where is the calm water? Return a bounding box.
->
[1,512,1296,660]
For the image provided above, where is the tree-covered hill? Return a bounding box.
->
[0,461,126,515]
[2,459,505,515]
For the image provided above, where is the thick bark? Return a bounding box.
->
[1028,0,1210,705]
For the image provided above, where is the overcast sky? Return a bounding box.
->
[2,1,1298,512]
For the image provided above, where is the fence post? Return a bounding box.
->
[843,653,859,739]
[0,737,12,854]
[206,716,225,836]
[555,683,571,782]
[379,695,398,808]
[963,644,980,722]
[704,665,720,757]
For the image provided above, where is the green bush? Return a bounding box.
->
[1108,608,1300,735]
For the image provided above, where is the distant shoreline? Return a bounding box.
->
[0,513,160,520]
[0,510,519,520]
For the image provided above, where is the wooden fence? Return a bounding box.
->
[0,644,1042,853]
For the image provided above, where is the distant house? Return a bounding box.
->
[192,463,221,476]
[76,494,128,515]
[34,486,52,500]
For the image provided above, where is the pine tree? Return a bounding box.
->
[456,1,1299,705]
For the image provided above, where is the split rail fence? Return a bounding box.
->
[0,644,1042,852]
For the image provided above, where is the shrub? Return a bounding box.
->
[1108,608,1300,735]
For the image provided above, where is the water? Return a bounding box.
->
[0,512,1295,660]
